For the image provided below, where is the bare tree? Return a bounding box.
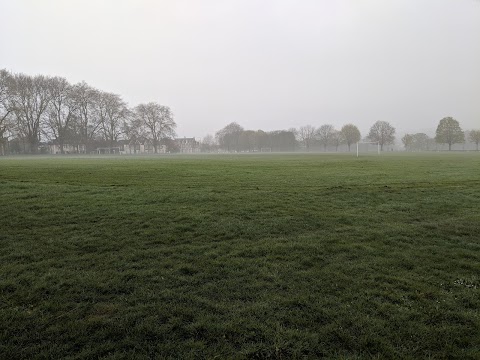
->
[0,70,14,155]
[97,92,129,148]
[0,70,13,130]
[122,117,146,153]
[200,134,216,152]
[72,81,102,153]
[316,124,335,151]
[341,124,361,151]
[368,121,396,151]
[469,129,480,151]
[45,77,78,154]
[330,130,343,152]
[9,73,52,153]
[298,125,316,151]
[135,102,176,153]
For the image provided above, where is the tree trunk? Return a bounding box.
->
[28,135,39,154]
[348,143,351,152]
[449,143,452,151]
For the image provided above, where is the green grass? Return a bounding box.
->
[1,153,479,359]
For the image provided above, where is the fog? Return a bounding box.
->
[1,0,479,138]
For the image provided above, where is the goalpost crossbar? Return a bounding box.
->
[356,142,380,157]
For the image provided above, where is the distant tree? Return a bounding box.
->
[316,124,335,151]
[200,134,216,152]
[0,70,14,155]
[9,73,52,153]
[468,129,480,151]
[45,77,78,154]
[238,130,256,152]
[66,113,85,153]
[402,133,430,151]
[71,81,102,153]
[122,116,145,153]
[341,124,361,151]
[298,125,316,151]
[401,134,413,151]
[135,102,176,153]
[435,117,464,151]
[255,130,269,151]
[97,92,129,148]
[368,121,396,151]
[426,136,437,151]
[288,127,298,137]
[216,122,243,151]
[412,133,430,151]
[330,130,343,152]
[269,130,297,152]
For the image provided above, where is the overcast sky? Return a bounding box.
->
[1,0,479,139]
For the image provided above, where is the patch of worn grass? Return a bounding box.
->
[1,153,479,358]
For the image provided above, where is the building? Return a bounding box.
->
[48,142,86,154]
[118,139,166,154]
[174,137,199,153]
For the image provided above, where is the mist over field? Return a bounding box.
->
[1,1,480,359]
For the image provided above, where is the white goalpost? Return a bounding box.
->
[356,141,380,157]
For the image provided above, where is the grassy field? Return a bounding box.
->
[1,153,479,359]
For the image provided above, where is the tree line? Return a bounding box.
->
[0,69,176,155]
[1,69,479,155]
[210,121,395,152]
[208,117,479,153]
[402,117,480,152]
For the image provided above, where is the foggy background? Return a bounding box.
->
[1,0,479,139]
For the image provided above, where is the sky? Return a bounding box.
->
[1,0,479,139]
